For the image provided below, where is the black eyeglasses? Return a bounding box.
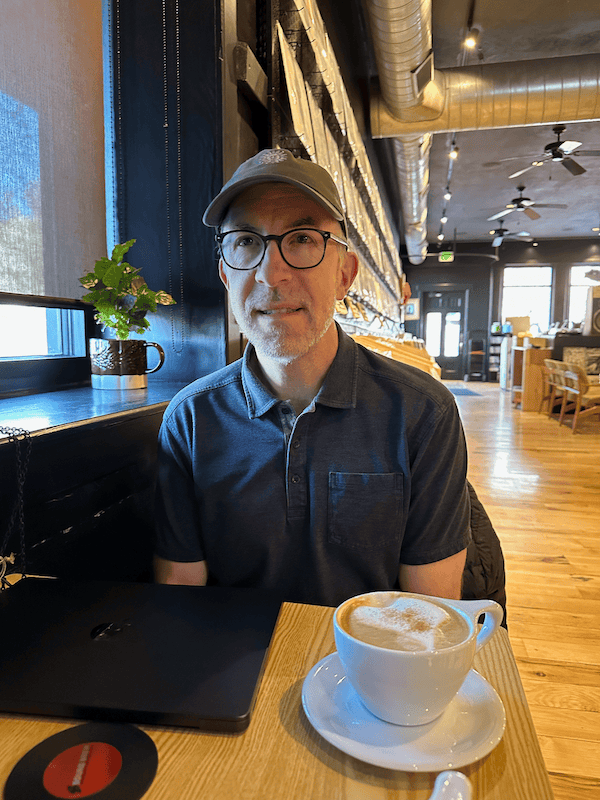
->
[215,227,349,271]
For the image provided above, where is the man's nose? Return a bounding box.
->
[254,240,293,286]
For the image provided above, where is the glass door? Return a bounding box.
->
[423,292,465,379]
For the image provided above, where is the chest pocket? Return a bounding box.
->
[328,472,403,550]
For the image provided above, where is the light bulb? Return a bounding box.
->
[441,215,448,224]
[448,147,459,160]
[444,189,452,201]
[437,233,445,241]
[464,35,477,48]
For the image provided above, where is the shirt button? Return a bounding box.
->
[291,474,301,484]
[292,439,300,449]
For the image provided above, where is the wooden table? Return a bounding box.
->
[0,602,554,799]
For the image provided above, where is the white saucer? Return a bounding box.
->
[301,652,506,772]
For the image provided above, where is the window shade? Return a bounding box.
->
[0,0,106,298]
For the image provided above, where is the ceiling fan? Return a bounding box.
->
[502,125,600,180]
[487,185,567,222]
[489,226,533,247]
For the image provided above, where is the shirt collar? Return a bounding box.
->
[314,324,358,409]
[241,322,358,419]
[241,346,280,419]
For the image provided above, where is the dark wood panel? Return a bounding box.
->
[1,409,165,581]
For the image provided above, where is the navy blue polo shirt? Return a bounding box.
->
[154,327,470,607]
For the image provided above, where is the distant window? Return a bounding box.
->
[502,266,552,333]
[425,312,442,357]
[569,266,599,324]
[444,311,461,357]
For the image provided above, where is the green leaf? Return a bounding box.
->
[111,239,136,264]
[94,257,113,280]
[103,262,125,290]
[79,274,98,289]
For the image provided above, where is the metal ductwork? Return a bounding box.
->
[362,0,600,265]
[362,0,436,264]
[372,54,600,138]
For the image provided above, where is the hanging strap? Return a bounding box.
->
[0,426,32,586]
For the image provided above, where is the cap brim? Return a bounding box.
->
[202,175,345,228]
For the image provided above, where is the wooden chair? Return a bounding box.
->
[557,362,600,433]
[541,359,564,417]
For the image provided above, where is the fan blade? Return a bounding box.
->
[533,203,568,209]
[483,154,540,165]
[558,140,583,154]
[487,208,514,221]
[515,231,532,237]
[523,207,541,221]
[508,164,538,179]
[561,157,586,176]
[492,236,504,247]
[573,149,600,156]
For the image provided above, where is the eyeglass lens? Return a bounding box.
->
[219,229,328,270]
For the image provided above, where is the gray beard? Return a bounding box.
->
[236,302,336,364]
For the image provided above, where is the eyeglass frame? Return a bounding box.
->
[215,227,350,271]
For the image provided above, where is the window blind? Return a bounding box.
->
[0,0,106,299]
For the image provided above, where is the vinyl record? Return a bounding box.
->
[4,723,158,800]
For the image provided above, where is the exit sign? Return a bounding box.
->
[438,251,454,262]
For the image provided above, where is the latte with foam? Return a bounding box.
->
[338,594,470,652]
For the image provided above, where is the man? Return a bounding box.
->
[154,148,470,606]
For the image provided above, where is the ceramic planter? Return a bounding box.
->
[89,338,165,389]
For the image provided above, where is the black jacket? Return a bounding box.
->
[462,482,507,628]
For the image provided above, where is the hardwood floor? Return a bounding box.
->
[448,381,600,800]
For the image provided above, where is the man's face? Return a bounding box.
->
[218,183,357,363]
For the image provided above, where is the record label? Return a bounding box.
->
[4,723,158,800]
[42,742,122,798]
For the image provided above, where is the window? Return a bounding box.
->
[0,305,85,359]
[444,311,461,357]
[0,1,106,396]
[569,266,599,324]
[425,312,442,357]
[502,266,552,333]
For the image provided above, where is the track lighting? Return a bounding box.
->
[464,28,478,49]
[437,232,445,241]
[448,146,459,160]
[444,187,452,201]
[441,214,448,224]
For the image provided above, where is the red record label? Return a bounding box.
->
[42,742,122,798]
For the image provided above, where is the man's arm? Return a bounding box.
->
[399,548,467,600]
[154,555,208,586]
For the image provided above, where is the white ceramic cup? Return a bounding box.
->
[333,591,503,726]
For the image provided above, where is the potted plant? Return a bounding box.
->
[79,239,175,389]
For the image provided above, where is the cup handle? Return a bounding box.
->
[442,598,503,652]
[145,342,165,374]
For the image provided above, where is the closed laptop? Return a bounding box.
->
[0,578,281,732]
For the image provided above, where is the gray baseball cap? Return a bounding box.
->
[202,148,346,230]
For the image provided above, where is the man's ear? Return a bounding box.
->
[337,250,359,300]
[218,259,229,290]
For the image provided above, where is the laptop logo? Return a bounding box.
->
[90,621,131,640]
